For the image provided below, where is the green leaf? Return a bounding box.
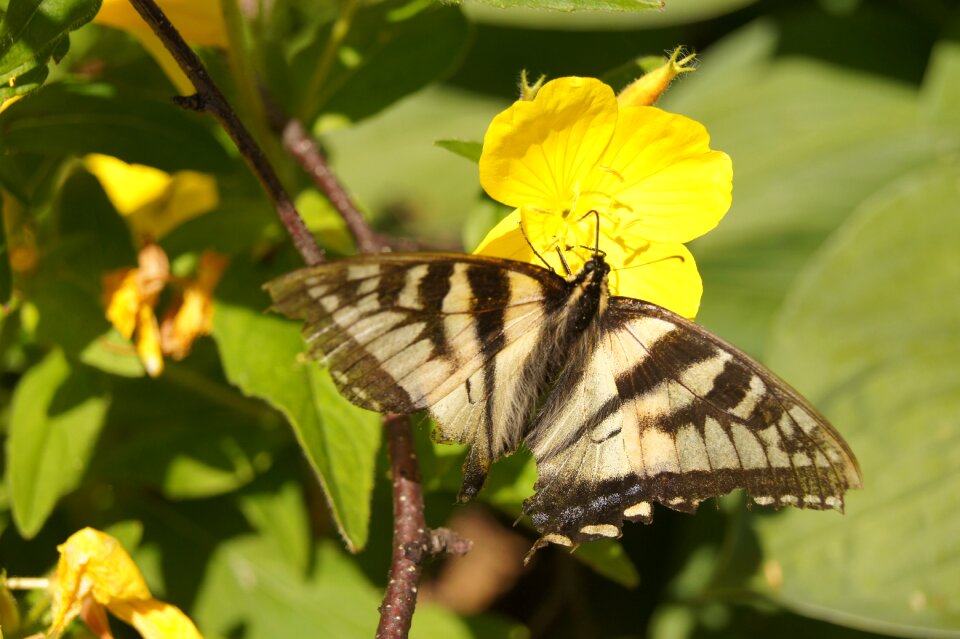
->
[0,0,101,100]
[324,87,505,242]
[462,0,662,11]
[756,161,960,636]
[31,232,144,378]
[5,349,109,538]
[0,82,231,172]
[193,536,523,639]
[570,539,640,588]
[239,478,311,574]
[212,261,382,551]
[659,19,939,357]
[920,23,960,133]
[92,366,285,500]
[285,0,471,127]
[434,139,482,164]
[0,573,20,636]
[0,192,11,305]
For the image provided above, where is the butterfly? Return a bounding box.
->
[265,246,862,553]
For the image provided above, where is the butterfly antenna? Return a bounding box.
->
[592,210,600,256]
[555,246,572,276]
[576,209,602,256]
[610,253,687,273]
[520,221,553,272]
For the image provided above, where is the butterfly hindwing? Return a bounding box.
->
[523,296,862,547]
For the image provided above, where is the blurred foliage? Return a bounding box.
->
[1,0,959,638]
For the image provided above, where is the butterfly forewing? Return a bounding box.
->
[523,296,862,547]
[265,253,573,496]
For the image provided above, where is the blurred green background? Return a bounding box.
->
[1,0,958,637]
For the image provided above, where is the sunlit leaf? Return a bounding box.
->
[6,349,109,537]
[0,0,101,100]
[660,19,940,357]
[212,261,382,551]
[920,25,960,133]
[193,535,524,639]
[757,161,960,636]
[434,139,482,163]
[278,0,470,128]
[462,0,662,12]
[91,368,286,500]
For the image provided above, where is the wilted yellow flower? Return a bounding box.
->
[94,0,227,94]
[474,76,732,319]
[102,243,170,377]
[49,528,204,639]
[103,246,226,376]
[85,154,219,243]
[161,251,229,360]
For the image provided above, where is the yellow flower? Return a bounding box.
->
[94,0,228,94]
[474,76,732,319]
[48,528,204,639]
[85,154,219,243]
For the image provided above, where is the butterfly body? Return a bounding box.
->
[266,252,861,551]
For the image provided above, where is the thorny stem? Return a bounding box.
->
[126,0,323,267]
[124,3,466,637]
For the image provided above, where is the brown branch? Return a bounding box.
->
[378,413,427,639]
[125,4,459,637]
[377,418,470,639]
[127,0,324,267]
[266,106,385,255]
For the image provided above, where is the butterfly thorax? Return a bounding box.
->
[561,254,611,334]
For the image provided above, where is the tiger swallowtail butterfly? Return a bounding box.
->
[265,250,862,553]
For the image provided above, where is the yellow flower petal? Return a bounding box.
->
[85,155,171,216]
[133,28,194,95]
[480,77,618,212]
[606,241,702,319]
[85,155,219,241]
[107,599,203,639]
[473,210,702,318]
[49,528,205,639]
[160,251,227,360]
[136,243,171,304]
[126,170,219,241]
[49,528,152,636]
[585,106,732,243]
[473,208,584,275]
[79,599,114,639]
[95,0,227,47]
[136,305,164,377]
[103,268,142,339]
[96,0,229,95]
